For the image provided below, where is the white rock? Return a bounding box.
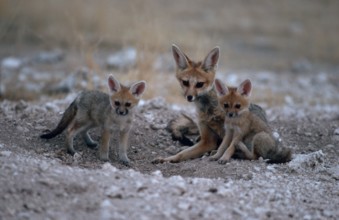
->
[100,199,114,220]
[151,170,163,177]
[102,163,118,172]
[334,128,339,135]
[105,185,122,198]
[100,199,112,208]
[44,102,60,112]
[273,131,280,139]
[16,126,29,133]
[73,152,82,162]
[178,201,191,210]
[35,49,64,63]
[288,150,325,172]
[1,57,22,70]
[0,151,12,157]
[39,161,50,171]
[326,165,339,180]
[106,47,137,70]
[284,96,294,105]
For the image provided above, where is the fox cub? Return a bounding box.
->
[40,74,146,165]
[209,78,292,164]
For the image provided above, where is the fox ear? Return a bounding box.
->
[172,44,189,70]
[202,47,219,71]
[237,79,252,97]
[214,79,229,96]
[108,74,121,93]
[130,81,146,98]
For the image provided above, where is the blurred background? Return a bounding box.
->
[0,0,338,105]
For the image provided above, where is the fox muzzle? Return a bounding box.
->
[228,112,237,118]
[116,108,129,116]
[186,95,195,102]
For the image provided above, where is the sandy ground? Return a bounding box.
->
[0,87,338,219]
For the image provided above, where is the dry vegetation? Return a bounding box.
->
[0,0,339,103]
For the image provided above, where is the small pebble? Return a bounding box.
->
[0,151,12,157]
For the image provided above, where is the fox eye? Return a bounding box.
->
[224,103,229,108]
[182,80,189,87]
[114,101,120,106]
[235,104,241,109]
[195,82,204,88]
[125,102,131,107]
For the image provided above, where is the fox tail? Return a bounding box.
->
[166,113,199,146]
[40,100,77,139]
[266,148,292,164]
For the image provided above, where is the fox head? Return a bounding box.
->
[172,44,219,102]
[108,74,146,116]
[214,78,252,119]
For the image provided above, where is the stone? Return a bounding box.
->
[0,151,12,157]
[1,57,22,70]
[34,49,64,63]
[106,47,137,70]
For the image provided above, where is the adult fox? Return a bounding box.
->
[153,45,266,163]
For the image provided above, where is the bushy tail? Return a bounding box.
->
[266,148,292,164]
[40,100,77,139]
[166,113,199,146]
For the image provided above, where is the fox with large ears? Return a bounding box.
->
[41,74,146,165]
[210,78,292,164]
[153,44,268,163]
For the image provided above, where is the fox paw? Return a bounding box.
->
[99,154,109,162]
[218,159,230,164]
[152,157,165,164]
[67,148,76,156]
[119,159,131,167]
[209,156,219,161]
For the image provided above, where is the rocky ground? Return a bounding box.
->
[0,91,338,219]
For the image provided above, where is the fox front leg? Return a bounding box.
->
[218,129,245,164]
[99,129,111,161]
[209,130,233,161]
[118,128,131,166]
[218,136,243,164]
[236,141,254,160]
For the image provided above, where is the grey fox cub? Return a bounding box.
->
[210,78,292,164]
[40,74,146,165]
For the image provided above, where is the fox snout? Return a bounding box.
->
[115,107,129,116]
[184,88,197,102]
[227,112,236,118]
[186,95,195,102]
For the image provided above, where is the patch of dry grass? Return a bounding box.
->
[1,0,339,103]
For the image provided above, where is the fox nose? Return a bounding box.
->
[116,108,128,116]
[228,112,235,118]
[187,95,194,102]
